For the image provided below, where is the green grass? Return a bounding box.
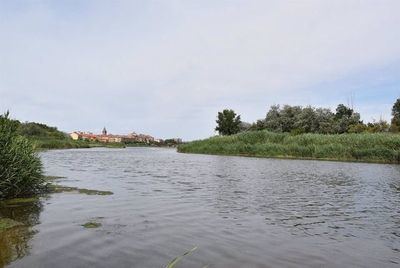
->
[31,138,92,149]
[101,142,126,148]
[178,131,400,164]
[31,138,126,150]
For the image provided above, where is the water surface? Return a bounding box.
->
[2,147,400,267]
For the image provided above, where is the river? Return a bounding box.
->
[1,147,400,267]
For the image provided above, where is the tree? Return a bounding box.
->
[366,119,389,133]
[280,105,302,132]
[239,121,252,132]
[314,108,335,134]
[293,106,317,133]
[250,119,266,131]
[391,98,400,132]
[334,104,360,133]
[215,109,242,135]
[264,105,282,132]
[335,104,353,120]
[348,123,367,133]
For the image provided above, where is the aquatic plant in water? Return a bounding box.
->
[82,221,102,229]
[165,247,197,268]
[47,184,113,195]
[0,218,24,232]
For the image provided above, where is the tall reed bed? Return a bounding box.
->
[178,131,400,163]
[0,113,44,199]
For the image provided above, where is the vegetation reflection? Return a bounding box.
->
[0,197,43,266]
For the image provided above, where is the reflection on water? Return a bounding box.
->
[3,148,400,267]
[0,198,43,266]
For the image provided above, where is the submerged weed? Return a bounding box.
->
[82,221,102,229]
[0,218,24,232]
[166,247,197,268]
[47,185,113,196]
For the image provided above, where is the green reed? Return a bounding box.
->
[0,112,45,199]
[178,131,400,164]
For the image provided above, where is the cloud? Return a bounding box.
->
[0,0,399,139]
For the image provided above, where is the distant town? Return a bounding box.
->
[70,127,182,145]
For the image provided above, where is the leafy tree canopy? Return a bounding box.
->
[391,98,400,131]
[335,104,354,119]
[215,109,242,135]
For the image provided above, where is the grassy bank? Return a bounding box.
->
[178,131,400,164]
[31,138,126,150]
[31,138,91,149]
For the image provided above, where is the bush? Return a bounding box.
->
[18,121,67,139]
[0,112,44,199]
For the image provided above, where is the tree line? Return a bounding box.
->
[216,98,400,136]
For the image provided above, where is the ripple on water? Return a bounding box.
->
[4,148,400,267]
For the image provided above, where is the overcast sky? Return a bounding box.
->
[1,0,400,140]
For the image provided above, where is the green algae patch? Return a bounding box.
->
[43,175,65,182]
[0,218,24,232]
[1,197,39,206]
[82,221,102,229]
[47,185,113,196]
[77,188,113,196]
[37,175,114,196]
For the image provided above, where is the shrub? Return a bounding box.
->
[0,112,44,199]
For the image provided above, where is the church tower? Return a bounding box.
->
[102,127,107,136]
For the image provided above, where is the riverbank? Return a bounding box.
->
[31,138,126,150]
[178,131,400,164]
[34,139,179,150]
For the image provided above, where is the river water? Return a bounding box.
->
[1,147,400,267]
